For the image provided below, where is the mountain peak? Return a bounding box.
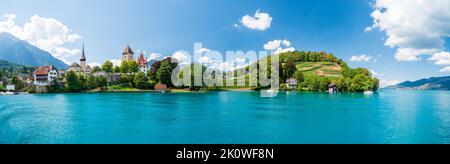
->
[0,32,68,69]
[389,76,450,90]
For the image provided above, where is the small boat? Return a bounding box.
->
[1,91,16,95]
[364,91,374,95]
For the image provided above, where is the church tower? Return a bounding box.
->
[122,45,134,62]
[80,43,87,72]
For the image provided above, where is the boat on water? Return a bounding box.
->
[364,91,374,95]
[1,91,17,95]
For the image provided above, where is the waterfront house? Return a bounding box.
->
[328,83,338,93]
[286,78,298,89]
[155,84,168,93]
[33,66,58,86]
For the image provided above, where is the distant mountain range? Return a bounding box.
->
[388,76,450,90]
[0,32,68,69]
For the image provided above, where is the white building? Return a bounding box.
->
[33,66,59,86]
[137,53,149,73]
[286,78,298,89]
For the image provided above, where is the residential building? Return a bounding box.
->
[329,83,338,93]
[286,78,298,89]
[33,66,58,86]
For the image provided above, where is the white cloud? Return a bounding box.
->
[370,69,381,77]
[109,59,122,67]
[0,14,82,64]
[394,48,437,61]
[369,69,396,88]
[380,79,400,87]
[148,53,162,61]
[350,54,375,62]
[232,24,241,29]
[240,9,272,31]
[368,0,450,72]
[273,47,295,55]
[264,40,282,51]
[264,39,295,55]
[172,51,191,65]
[429,51,450,65]
[364,26,373,32]
[89,63,101,67]
[369,0,450,50]
[195,48,211,53]
[282,40,291,47]
[52,47,81,64]
[440,66,450,73]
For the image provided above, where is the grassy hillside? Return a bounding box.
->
[295,62,342,81]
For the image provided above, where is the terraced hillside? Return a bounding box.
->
[295,62,342,80]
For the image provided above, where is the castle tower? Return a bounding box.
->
[137,53,148,73]
[80,43,87,72]
[122,45,134,62]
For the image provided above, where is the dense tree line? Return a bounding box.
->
[62,58,179,92]
[58,71,108,92]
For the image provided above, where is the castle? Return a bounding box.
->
[122,46,148,73]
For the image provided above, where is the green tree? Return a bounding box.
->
[102,61,114,73]
[148,70,157,81]
[283,59,297,79]
[294,71,305,83]
[97,76,108,89]
[120,61,130,73]
[350,74,372,92]
[48,79,63,93]
[65,71,82,92]
[91,66,101,73]
[11,76,25,90]
[319,78,331,91]
[147,80,157,89]
[133,72,149,89]
[86,75,98,90]
[113,66,120,73]
[0,85,5,91]
[372,78,380,91]
[157,60,173,86]
[128,61,140,74]
[78,75,87,90]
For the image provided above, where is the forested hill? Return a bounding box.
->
[232,51,379,92]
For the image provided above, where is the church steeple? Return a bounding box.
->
[81,43,86,61]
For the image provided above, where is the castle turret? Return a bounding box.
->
[122,45,134,62]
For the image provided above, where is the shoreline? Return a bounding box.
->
[14,88,386,95]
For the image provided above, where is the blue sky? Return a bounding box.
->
[1,0,450,85]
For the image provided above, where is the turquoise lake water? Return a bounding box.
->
[1,89,450,144]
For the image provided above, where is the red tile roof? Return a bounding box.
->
[155,84,168,90]
[34,66,57,75]
[138,53,147,66]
